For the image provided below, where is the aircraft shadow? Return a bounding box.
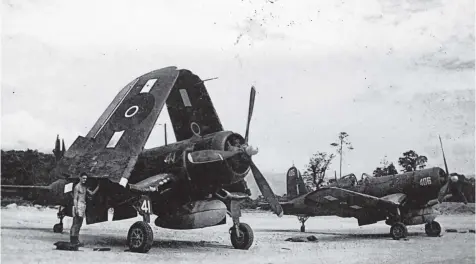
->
[86,236,231,249]
[77,235,232,250]
[256,229,426,241]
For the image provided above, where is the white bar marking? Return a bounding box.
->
[350,205,362,209]
[106,130,125,148]
[64,183,73,193]
[119,177,128,187]
[140,79,158,93]
[179,89,192,107]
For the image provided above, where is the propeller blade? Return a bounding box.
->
[250,161,283,217]
[437,181,450,203]
[187,150,239,164]
[458,190,468,204]
[453,174,469,204]
[438,135,450,177]
[244,87,256,144]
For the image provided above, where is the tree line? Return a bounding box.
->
[1,135,65,186]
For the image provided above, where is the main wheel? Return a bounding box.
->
[300,225,305,232]
[230,223,254,250]
[53,223,63,233]
[390,222,408,240]
[127,221,154,253]
[425,221,441,237]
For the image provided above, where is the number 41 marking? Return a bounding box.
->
[141,199,151,213]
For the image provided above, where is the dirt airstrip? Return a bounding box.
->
[1,204,475,264]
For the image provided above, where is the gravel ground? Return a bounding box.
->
[1,205,474,264]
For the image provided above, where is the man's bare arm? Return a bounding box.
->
[73,185,79,208]
[88,183,100,196]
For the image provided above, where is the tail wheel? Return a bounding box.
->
[425,221,442,237]
[230,223,254,250]
[390,222,408,240]
[127,221,154,253]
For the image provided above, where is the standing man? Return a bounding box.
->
[70,172,100,246]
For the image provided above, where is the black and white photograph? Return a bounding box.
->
[1,0,475,263]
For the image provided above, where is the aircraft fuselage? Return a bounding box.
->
[283,167,447,226]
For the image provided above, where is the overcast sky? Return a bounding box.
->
[2,0,475,177]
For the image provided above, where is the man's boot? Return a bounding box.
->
[70,236,79,245]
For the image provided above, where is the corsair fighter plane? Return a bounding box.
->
[280,139,468,240]
[1,66,283,253]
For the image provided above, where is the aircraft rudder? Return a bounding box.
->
[296,169,309,195]
[286,166,299,199]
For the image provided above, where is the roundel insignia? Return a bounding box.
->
[124,106,139,117]
[287,167,297,178]
[109,93,156,131]
[190,122,201,136]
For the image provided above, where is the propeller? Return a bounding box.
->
[437,135,468,204]
[242,86,283,217]
[186,86,283,217]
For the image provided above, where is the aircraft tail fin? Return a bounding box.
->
[286,166,308,199]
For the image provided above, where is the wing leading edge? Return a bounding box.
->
[52,66,180,185]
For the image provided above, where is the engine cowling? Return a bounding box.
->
[185,131,251,188]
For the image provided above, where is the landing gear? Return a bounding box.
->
[225,196,254,250]
[425,221,441,237]
[127,221,154,253]
[298,216,309,232]
[127,195,154,253]
[390,222,408,240]
[230,223,254,250]
[387,207,408,240]
[53,206,65,233]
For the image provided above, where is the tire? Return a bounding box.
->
[390,222,408,240]
[230,223,254,250]
[127,221,154,253]
[425,221,441,237]
[53,223,63,233]
[300,225,305,232]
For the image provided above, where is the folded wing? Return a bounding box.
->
[52,67,180,185]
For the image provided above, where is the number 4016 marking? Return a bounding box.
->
[419,177,432,186]
[141,199,151,213]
